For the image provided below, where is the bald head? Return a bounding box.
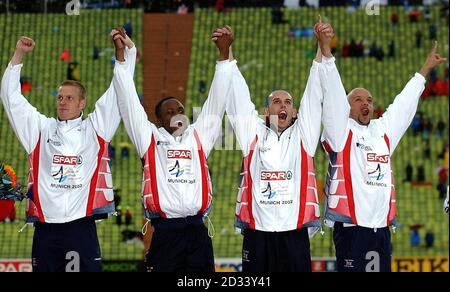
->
[347,87,374,125]
[265,90,293,106]
[347,88,373,102]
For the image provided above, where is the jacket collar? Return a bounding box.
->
[57,112,83,128]
[349,117,372,130]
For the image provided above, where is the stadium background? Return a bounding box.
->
[0,0,448,272]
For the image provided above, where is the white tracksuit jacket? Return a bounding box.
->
[113,59,234,219]
[319,56,426,228]
[228,60,323,232]
[0,47,136,223]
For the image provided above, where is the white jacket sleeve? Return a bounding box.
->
[226,61,261,156]
[379,73,426,154]
[113,60,153,158]
[89,46,137,142]
[1,63,47,154]
[296,60,324,157]
[318,56,350,152]
[193,60,234,157]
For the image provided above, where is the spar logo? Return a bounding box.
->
[367,153,389,164]
[167,150,192,178]
[52,155,82,183]
[167,150,192,160]
[366,153,389,181]
[53,155,83,165]
[261,171,293,181]
[167,150,191,178]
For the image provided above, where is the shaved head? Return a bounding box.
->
[268,90,293,102]
[347,88,373,102]
[265,90,293,107]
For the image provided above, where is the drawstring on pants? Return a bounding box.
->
[205,215,215,238]
[142,218,151,236]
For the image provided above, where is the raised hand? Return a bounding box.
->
[211,25,233,61]
[16,36,35,54]
[313,15,322,41]
[419,41,447,77]
[11,36,35,65]
[111,28,126,50]
[111,28,126,62]
[315,16,334,58]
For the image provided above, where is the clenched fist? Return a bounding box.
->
[211,26,233,61]
[16,36,35,54]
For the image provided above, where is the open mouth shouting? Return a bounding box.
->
[361,107,370,116]
[278,110,288,122]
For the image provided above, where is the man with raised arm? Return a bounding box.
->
[221,22,329,272]
[112,27,234,272]
[317,22,446,272]
[0,29,136,272]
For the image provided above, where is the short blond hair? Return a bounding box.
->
[59,80,86,100]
